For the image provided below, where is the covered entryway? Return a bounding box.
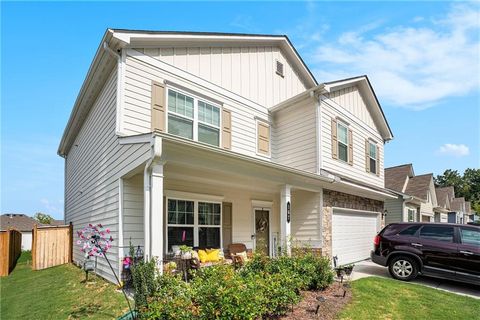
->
[332,208,380,265]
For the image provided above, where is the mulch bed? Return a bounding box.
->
[277,280,352,319]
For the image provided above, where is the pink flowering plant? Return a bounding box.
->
[77,223,113,258]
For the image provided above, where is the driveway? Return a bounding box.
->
[351,260,480,299]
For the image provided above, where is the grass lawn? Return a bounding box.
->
[338,277,480,320]
[0,252,129,319]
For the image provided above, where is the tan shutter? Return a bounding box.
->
[331,118,338,159]
[365,139,370,172]
[222,109,232,150]
[376,145,380,176]
[151,81,166,132]
[257,122,270,155]
[348,128,353,166]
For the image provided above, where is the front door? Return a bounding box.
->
[254,209,270,256]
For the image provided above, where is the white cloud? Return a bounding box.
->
[312,3,480,110]
[437,143,470,157]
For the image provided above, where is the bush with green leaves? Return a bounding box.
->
[129,246,158,309]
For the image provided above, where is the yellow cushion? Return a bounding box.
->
[198,249,208,263]
[206,249,221,262]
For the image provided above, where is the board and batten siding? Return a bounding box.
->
[65,68,151,283]
[320,91,384,189]
[272,99,317,173]
[291,190,322,247]
[136,46,308,108]
[122,53,270,159]
[384,197,404,224]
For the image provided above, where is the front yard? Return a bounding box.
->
[1,252,479,319]
[0,252,127,319]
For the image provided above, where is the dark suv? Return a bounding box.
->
[371,223,480,285]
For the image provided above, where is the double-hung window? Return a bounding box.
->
[408,209,416,222]
[167,88,221,147]
[337,122,349,162]
[166,198,222,251]
[369,141,377,174]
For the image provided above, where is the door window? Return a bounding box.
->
[419,226,454,242]
[460,228,480,246]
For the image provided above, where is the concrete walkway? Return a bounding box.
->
[350,260,480,299]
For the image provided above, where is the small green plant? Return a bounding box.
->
[129,245,158,310]
[179,245,192,254]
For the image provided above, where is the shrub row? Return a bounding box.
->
[132,251,334,319]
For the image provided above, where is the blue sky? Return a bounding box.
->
[1,1,479,219]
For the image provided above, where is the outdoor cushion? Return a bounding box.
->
[198,249,208,263]
[205,249,221,262]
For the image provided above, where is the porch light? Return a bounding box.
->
[382,209,388,219]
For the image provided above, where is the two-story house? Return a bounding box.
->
[58,29,395,282]
[384,164,440,224]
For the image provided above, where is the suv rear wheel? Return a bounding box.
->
[388,256,418,281]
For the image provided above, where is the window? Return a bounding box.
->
[408,209,416,222]
[167,89,221,147]
[337,122,349,162]
[399,225,420,236]
[369,142,377,174]
[419,226,454,242]
[166,198,222,251]
[460,228,480,246]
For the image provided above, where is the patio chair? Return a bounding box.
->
[228,243,252,267]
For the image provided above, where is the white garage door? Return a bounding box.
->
[332,209,380,266]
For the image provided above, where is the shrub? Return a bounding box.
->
[129,247,158,309]
[140,273,195,320]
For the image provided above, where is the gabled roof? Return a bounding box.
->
[58,29,319,156]
[436,186,455,203]
[404,174,434,201]
[465,201,471,214]
[435,187,451,209]
[323,76,394,141]
[1,214,39,232]
[385,164,414,192]
[451,197,465,212]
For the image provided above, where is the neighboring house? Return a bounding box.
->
[58,29,396,282]
[464,202,474,223]
[451,197,466,224]
[1,214,35,250]
[434,187,451,223]
[384,164,439,224]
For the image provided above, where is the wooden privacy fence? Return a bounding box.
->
[0,229,22,276]
[32,223,73,271]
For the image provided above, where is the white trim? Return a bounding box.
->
[115,49,126,135]
[338,180,398,199]
[165,190,224,202]
[316,98,322,174]
[332,207,381,215]
[336,121,349,163]
[251,200,273,208]
[118,178,124,276]
[252,207,273,257]
[118,133,152,145]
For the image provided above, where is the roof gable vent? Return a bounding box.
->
[276,60,284,77]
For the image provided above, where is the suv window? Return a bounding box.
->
[419,226,454,242]
[460,228,480,246]
[398,225,421,236]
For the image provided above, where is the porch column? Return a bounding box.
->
[280,184,291,256]
[150,163,164,271]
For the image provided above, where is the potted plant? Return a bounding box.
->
[179,245,193,259]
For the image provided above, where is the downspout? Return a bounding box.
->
[143,135,163,260]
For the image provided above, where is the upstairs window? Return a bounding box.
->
[337,122,349,162]
[369,142,377,174]
[167,89,221,147]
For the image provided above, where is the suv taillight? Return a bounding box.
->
[374,235,381,246]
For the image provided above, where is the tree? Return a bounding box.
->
[435,168,480,217]
[34,212,53,224]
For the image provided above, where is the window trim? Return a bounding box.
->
[407,208,416,222]
[166,86,222,147]
[337,121,349,163]
[166,196,223,252]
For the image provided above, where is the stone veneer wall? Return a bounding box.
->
[321,189,384,259]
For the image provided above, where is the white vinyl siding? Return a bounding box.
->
[122,53,270,159]
[272,99,317,173]
[136,46,308,108]
[290,190,322,247]
[320,93,384,188]
[384,197,404,224]
[65,69,151,283]
[122,174,144,250]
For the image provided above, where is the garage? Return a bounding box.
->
[332,208,380,266]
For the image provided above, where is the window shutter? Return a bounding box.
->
[348,128,353,166]
[331,118,338,159]
[257,122,270,155]
[151,81,166,132]
[365,139,370,172]
[222,109,232,150]
[376,145,380,176]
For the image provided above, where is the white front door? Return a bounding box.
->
[332,209,380,265]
